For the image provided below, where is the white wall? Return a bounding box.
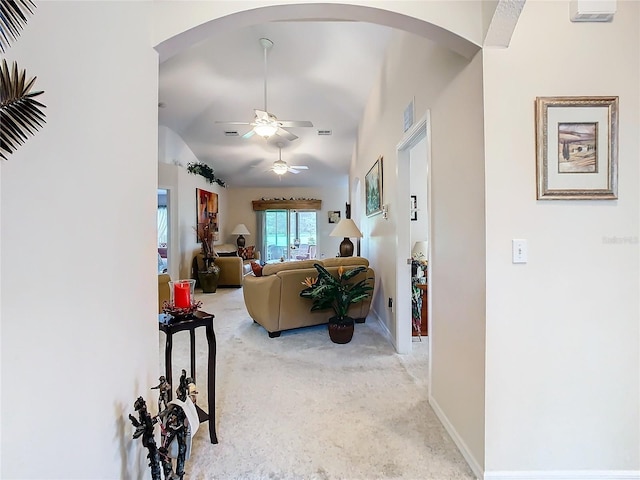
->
[483,0,639,475]
[0,2,158,478]
[410,136,429,246]
[158,167,228,281]
[226,186,348,259]
[354,29,486,472]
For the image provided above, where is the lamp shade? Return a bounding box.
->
[411,241,428,261]
[329,218,363,239]
[231,224,250,235]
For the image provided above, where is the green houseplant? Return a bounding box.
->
[300,263,373,344]
[195,220,220,293]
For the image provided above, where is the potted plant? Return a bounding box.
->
[195,220,220,293]
[300,263,373,344]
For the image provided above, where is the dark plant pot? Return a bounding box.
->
[198,271,219,293]
[328,317,355,344]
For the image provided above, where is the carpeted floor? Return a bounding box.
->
[159,287,476,480]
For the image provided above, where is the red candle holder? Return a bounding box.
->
[169,279,196,308]
[163,279,200,322]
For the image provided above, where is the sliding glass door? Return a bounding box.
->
[264,210,317,262]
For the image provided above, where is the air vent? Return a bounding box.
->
[570,0,616,22]
[317,129,332,136]
[224,131,239,136]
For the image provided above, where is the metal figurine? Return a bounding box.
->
[186,377,198,404]
[176,369,188,401]
[151,376,171,412]
[128,397,161,480]
[158,404,189,480]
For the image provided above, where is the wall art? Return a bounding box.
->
[535,96,618,199]
[365,156,383,216]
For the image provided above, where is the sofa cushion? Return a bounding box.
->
[214,243,238,257]
[262,259,318,276]
[322,256,369,268]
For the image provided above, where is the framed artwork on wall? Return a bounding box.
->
[196,188,219,240]
[328,211,341,224]
[410,195,417,221]
[535,96,618,200]
[365,156,383,216]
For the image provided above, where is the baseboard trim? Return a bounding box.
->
[368,307,396,350]
[484,471,640,479]
[429,395,484,480]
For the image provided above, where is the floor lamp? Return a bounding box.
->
[330,218,363,257]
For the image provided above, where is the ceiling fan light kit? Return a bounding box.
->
[253,122,278,138]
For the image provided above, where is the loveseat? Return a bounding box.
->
[192,244,260,288]
[242,257,375,337]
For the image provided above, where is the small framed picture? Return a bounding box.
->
[535,96,618,199]
[410,195,417,221]
[328,211,341,224]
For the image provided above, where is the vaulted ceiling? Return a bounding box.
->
[158,21,393,188]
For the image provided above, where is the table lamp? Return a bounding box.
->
[231,224,250,248]
[411,240,428,262]
[330,218,363,257]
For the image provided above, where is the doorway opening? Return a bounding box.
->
[157,188,169,274]
[396,113,431,355]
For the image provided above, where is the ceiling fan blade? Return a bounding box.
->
[278,120,314,128]
[290,165,309,170]
[255,109,271,121]
[276,127,298,141]
[288,168,301,174]
[242,129,256,139]
[215,121,251,125]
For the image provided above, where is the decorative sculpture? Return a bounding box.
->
[151,376,171,412]
[128,397,161,480]
[129,369,200,480]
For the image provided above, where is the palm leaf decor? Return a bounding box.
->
[0,0,35,53]
[0,59,46,160]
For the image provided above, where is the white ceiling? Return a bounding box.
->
[158,21,393,188]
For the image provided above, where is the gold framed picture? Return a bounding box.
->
[535,96,618,200]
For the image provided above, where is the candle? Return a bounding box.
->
[174,282,191,308]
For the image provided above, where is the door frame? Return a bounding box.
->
[395,111,431,355]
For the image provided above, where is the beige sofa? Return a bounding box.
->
[243,257,375,338]
[192,244,260,288]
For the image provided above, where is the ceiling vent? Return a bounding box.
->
[224,131,239,136]
[570,0,616,22]
[317,129,332,136]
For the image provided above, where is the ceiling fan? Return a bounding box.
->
[269,144,308,175]
[216,38,313,141]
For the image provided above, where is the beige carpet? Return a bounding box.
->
[158,287,475,480]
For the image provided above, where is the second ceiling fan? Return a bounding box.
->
[216,38,313,141]
[269,143,308,175]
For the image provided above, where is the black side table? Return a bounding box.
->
[159,310,218,444]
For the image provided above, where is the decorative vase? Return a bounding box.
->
[198,271,219,293]
[327,317,355,344]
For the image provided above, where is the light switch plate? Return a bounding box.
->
[512,239,528,264]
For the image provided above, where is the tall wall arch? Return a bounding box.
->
[152,2,482,62]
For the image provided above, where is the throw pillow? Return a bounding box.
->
[250,261,263,277]
[238,245,255,260]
